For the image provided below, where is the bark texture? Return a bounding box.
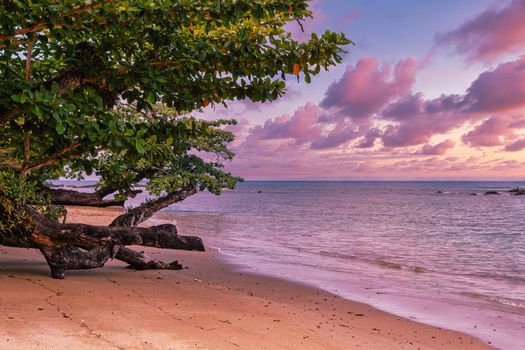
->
[106,185,199,270]
[40,186,141,207]
[1,202,204,279]
[110,185,197,227]
[115,247,183,271]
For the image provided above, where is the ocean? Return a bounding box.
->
[150,181,525,350]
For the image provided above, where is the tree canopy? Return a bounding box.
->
[0,0,350,278]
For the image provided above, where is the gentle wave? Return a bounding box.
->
[285,245,525,286]
[464,292,525,310]
[287,246,428,274]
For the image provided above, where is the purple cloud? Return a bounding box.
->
[320,57,417,122]
[416,140,456,155]
[436,0,525,62]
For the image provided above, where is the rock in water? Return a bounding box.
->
[509,188,525,195]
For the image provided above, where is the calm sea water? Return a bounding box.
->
[150,181,525,350]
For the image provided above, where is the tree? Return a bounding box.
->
[0,0,350,278]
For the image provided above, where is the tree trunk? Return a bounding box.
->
[40,186,142,207]
[115,247,183,271]
[1,203,204,279]
[110,185,197,227]
[104,185,200,270]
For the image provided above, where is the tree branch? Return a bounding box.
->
[115,247,183,271]
[0,58,182,126]
[41,186,142,207]
[110,184,198,227]
[0,1,112,42]
[25,40,34,81]
[24,142,81,174]
[21,132,30,176]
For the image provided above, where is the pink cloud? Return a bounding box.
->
[239,56,525,152]
[416,140,455,155]
[461,116,525,148]
[436,0,525,62]
[462,117,509,147]
[505,138,525,152]
[224,118,249,134]
[382,93,426,121]
[382,122,436,148]
[463,57,525,112]
[320,57,417,121]
[242,102,367,150]
[227,144,525,179]
[246,102,323,145]
[225,52,525,179]
[380,56,525,148]
[418,49,436,69]
[379,94,468,147]
[356,128,382,148]
[310,123,361,149]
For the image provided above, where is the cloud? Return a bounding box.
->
[505,138,525,152]
[463,57,525,112]
[320,57,417,122]
[227,145,525,180]
[238,56,525,153]
[226,52,525,179]
[379,93,468,147]
[241,102,367,151]
[382,93,426,121]
[247,102,323,145]
[380,56,525,148]
[436,0,525,62]
[416,140,455,155]
[356,128,382,148]
[461,116,525,147]
[310,123,361,149]
[224,118,249,134]
[461,117,509,147]
[382,122,436,148]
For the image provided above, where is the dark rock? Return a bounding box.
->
[509,188,525,195]
[436,190,443,194]
[484,191,500,195]
[470,193,478,196]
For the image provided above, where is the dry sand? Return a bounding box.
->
[0,206,493,349]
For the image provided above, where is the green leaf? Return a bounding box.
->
[32,105,43,117]
[147,92,156,105]
[55,120,66,135]
[304,74,311,84]
[135,139,146,154]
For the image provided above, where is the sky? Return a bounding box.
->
[202,0,525,180]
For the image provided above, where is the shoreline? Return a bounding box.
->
[0,206,493,349]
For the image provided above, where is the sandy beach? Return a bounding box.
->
[0,207,493,350]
